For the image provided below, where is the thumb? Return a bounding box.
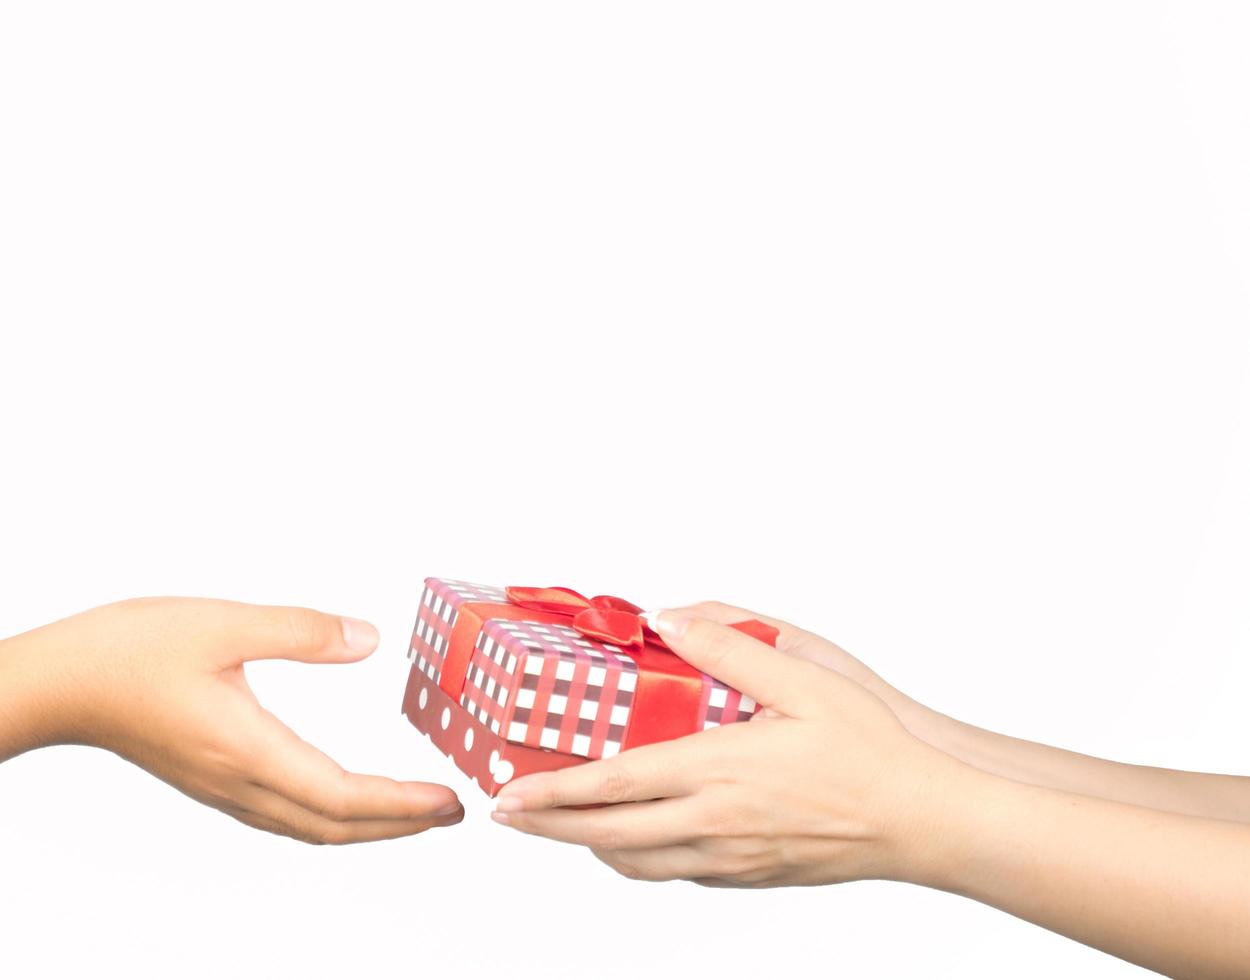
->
[645,610,819,716]
[231,604,380,665]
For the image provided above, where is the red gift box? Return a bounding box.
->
[400,577,777,796]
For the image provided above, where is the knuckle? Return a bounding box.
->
[318,799,350,823]
[309,778,354,822]
[279,607,333,653]
[203,730,252,774]
[534,785,565,809]
[595,767,633,804]
[688,621,734,669]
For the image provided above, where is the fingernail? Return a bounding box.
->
[433,800,463,817]
[340,617,380,655]
[494,795,525,813]
[490,811,512,826]
[646,610,692,640]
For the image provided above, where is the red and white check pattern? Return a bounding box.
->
[459,625,521,736]
[407,578,507,684]
[700,681,758,729]
[481,619,640,759]
[410,577,761,761]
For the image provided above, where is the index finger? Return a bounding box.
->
[667,600,814,653]
[669,600,877,685]
[647,612,824,716]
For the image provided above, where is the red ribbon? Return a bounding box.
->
[505,585,781,651]
[504,585,655,649]
[438,584,779,755]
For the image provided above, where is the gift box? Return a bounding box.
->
[400,577,779,796]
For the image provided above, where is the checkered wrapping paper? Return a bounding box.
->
[410,577,761,761]
[407,578,507,684]
[700,680,758,729]
[460,619,640,759]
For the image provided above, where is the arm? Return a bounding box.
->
[925,773,1250,980]
[0,597,463,843]
[492,611,1250,978]
[902,700,1250,822]
[679,601,1250,823]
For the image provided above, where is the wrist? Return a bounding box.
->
[880,749,1008,890]
[902,760,1030,894]
[0,609,105,758]
[0,630,63,760]
[863,678,954,749]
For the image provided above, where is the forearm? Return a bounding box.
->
[914,769,1250,979]
[885,689,1250,822]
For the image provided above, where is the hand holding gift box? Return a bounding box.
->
[401,578,779,796]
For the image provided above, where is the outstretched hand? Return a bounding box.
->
[0,598,463,843]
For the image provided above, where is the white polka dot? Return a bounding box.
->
[418,687,429,710]
[488,750,500,775]
[440,707,451,730]
[494,760,514,784]
[463,728,474,752]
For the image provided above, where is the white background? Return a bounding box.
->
[2,2,1248,977]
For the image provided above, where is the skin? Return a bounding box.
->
[492,605,1250,979]
[0,597,463,843]
[678,601,1250,823]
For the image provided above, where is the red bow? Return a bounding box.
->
[505,586,656,648]
[505,585,781,652]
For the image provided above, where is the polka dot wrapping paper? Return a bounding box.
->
[401,577,761,796]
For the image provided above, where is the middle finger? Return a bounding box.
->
[494,796,700,850]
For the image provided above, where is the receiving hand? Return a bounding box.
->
[0,597,463,843]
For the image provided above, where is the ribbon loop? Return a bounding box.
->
[572,607,645,647]
[504,585,590,616]
[589,595,644,615]
[507,585,651,647]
